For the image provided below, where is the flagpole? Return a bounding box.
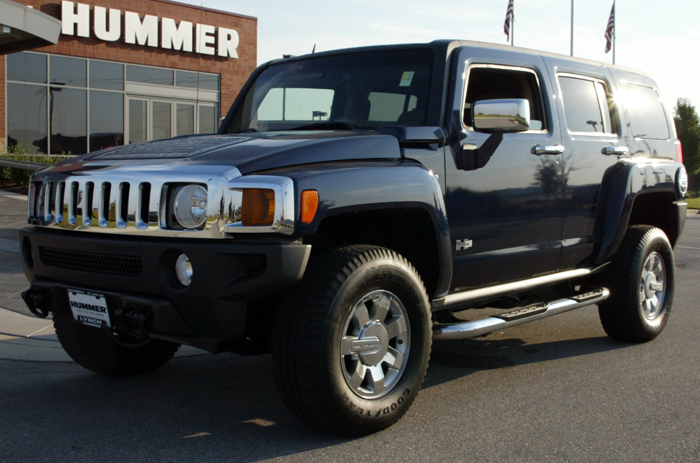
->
[570,0,574,56]
[612,2,616,64]
[511,13,514,46]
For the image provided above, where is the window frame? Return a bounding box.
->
[461,64,549,134]
[556,72,619,137]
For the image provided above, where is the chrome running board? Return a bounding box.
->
[432,288,610,341]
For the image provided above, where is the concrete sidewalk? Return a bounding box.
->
[0,189,207,362]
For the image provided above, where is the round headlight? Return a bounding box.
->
[175,253,193,286]
[174,185,208,229]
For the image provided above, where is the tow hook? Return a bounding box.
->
[21,288,51,318]
[114,304,151,342]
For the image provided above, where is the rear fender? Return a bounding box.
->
[593,160,686,265]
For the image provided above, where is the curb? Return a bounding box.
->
[0,307,209,362]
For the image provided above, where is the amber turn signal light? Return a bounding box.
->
[241,189,275,226]
[301,190,319,224]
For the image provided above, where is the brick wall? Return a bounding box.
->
[9,0,257,117]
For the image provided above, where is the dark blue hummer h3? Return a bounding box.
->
[20,40,688,436]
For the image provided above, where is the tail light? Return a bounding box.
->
[675,139,683,164]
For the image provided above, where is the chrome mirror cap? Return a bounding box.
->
[472,98,531,133]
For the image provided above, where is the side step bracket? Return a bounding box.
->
[433,288,609,341]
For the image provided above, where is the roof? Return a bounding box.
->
[0,0,61,55]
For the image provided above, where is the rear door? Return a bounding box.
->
[445,47,564,292]
[542,57,626,270]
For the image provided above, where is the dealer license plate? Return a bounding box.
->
[68,289,111,328]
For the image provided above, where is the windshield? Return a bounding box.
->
[226,49,434,133]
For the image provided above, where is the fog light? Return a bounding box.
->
[175,254,193,286]
[174,185,208,229]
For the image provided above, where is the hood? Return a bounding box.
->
[66,131,402,175]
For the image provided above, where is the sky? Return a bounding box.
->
[182,0,700,113]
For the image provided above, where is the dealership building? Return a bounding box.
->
[1,0,257,155]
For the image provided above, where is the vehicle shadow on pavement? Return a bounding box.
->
[427,334,626,388]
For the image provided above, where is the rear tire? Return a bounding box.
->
[599,226,675,342]
[54,313,180,376]
[271,245,431,436]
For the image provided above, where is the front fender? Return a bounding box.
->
[593,159,686,265]
[286,161,453,298]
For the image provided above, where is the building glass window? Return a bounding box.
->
[7,52,46,83]
[176,70,220,91]
[50,56,87,87]
[90,61,124,91]
[198,104,218,133]
[128,99,148,144]
[50,87,87,154]
[7,83,47,153]
[6,52,220,153]
[127,65,174,86]
[176,103,195,136]
[90,91,124,152]
[152,101,172,140]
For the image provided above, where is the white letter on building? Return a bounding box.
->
[61,1,90,37]
[162,18,193,52]
[94,6,121,41]
[125,11,159,47]
[196,24,216,55]
[217,27,239,58]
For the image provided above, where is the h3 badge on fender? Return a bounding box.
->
[68,289,111,329]
[455,239,473,251]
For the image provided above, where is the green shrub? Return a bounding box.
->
[0,143,72,187]
[686,197,700,210]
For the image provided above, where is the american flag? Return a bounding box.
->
[604,2,615,53]
[504,0,514,42]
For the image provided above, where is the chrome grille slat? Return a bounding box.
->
[116,182,129,229]
[55,181,65,224]
[42,181,52,222]
[68,181,78,225]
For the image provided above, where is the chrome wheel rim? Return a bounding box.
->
[639,252,666,320]
[340,290,410,399]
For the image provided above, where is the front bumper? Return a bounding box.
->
[19,226,310,346]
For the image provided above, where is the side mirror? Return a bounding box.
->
[472,99,531,133]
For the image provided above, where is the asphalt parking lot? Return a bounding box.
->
[1,191,699,462]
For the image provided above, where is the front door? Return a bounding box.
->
[445,50,564,292]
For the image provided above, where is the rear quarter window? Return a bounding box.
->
[621,84,670,140]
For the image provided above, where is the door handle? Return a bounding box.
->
[531,144,565,155]
[601,146,630,156]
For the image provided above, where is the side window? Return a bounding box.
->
[559,76,616,134]
[464,66,546,131]
[621,84,670,140]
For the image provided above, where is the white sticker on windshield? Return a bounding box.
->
[399,71,415,87]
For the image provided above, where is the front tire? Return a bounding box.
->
[271,245,432,436]
[54,313,180,376]
[599,226,675,342]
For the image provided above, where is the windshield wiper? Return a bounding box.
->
[289,121,357,131]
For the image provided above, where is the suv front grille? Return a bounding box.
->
[39,247,143,277]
